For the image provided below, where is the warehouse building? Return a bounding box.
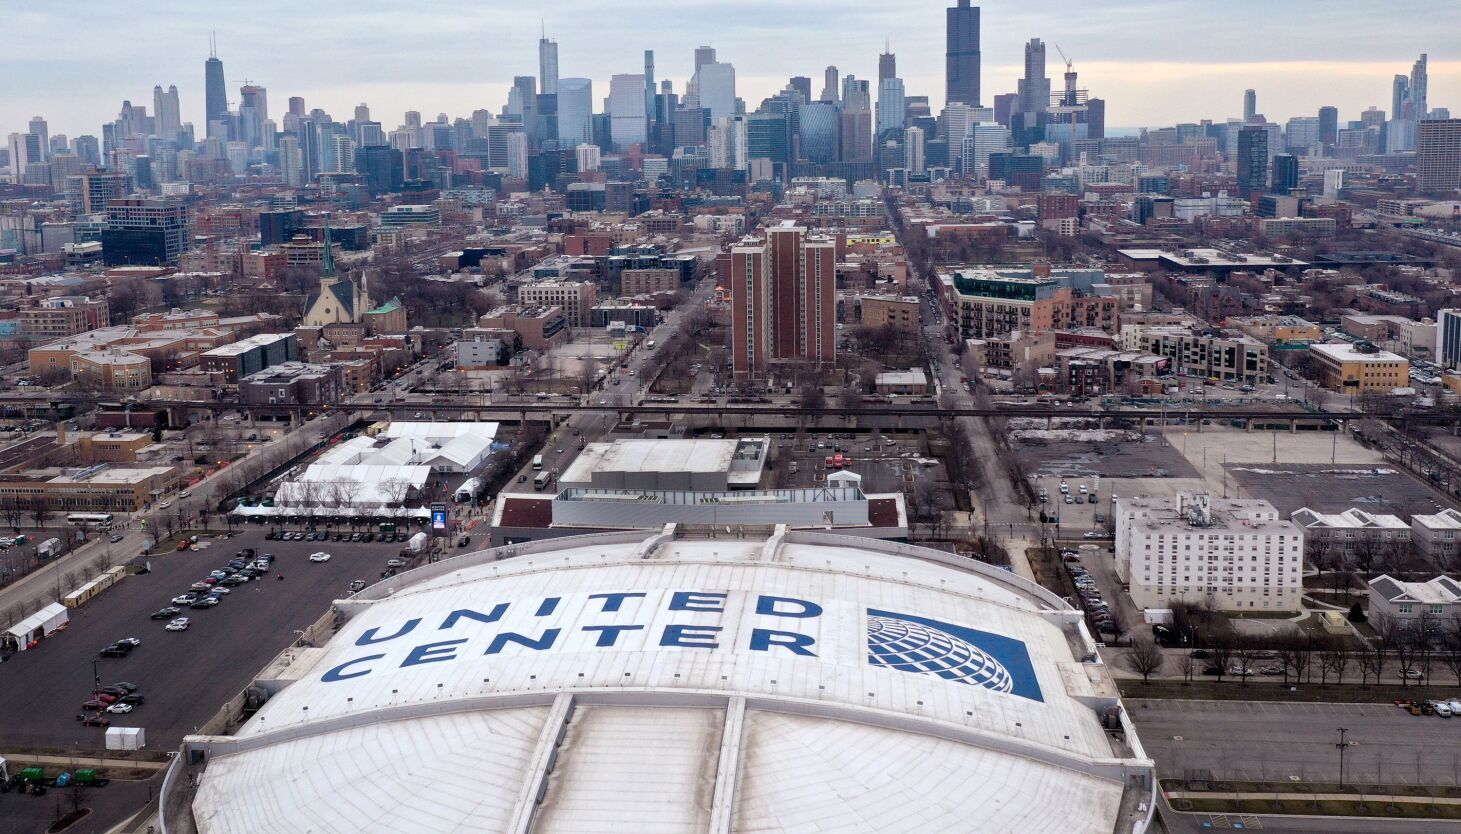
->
[163,527,1155,834]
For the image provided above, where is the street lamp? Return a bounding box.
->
[1336,727,1355,790]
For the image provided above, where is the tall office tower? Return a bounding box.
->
[204,37,228,137]
[962,122,1010,175]
[1236,125,1268,197]
[644,50,657,133]
[539,35,559,95]
[879,46,896,81]
[730,222,836,376]
[330,135,355,173]
[575,143,601,172]
[1318,106,1339,147]
[27,117,49,161]
[786,76,812,104]
[821,66,840,104]
[73,135,100,168]
[841,76,871,112]
[6,133,42,184]
[353,103,371,125]
[1086,98,1104,139]
[1017,39,1050,116]
[288,97,305,117]
[1416,119,1461,192]
[694,46,717,75]
[557,78,593,147]
[238,84,268,148]
[609,74,648,151]
[905,125,926,173]
[359,122,384,147]
[154,85,181,139]
[946,0,980,106]
[1284,117,1320,151]
[1270,153,1299,195]
[940,103,975,145]
[698,62,737,120]
[1242,89,1257,122]
[798,101,839,164]
[876,76,906,139]
[1439,309,1461,370]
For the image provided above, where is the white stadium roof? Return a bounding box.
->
[176,529,1154,834]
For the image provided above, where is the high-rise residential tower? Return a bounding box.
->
[154,85,181,140]
[945,0,981,106]
[1416,119,1461,193]
[1243,89,1257,122]
[731,221,836,376]
[1236,125,1269,197]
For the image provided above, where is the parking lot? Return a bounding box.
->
[1227,463,1446,518]
[1130,699,1461,784]
[0,527,417,752]
[772,430,949,500]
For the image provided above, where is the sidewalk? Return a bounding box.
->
[4,751,169,772]
[1168,789,1461,805]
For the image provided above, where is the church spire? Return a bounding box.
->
[321,216,335,278]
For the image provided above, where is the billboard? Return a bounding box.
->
[430,503,448,531]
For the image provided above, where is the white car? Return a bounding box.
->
[309,552,332,562]
[106,702,134,714]
[165,618,190,631]
[158,501,172,509]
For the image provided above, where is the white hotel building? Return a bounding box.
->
[1115,493,1305,613]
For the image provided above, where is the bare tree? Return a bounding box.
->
[1277,636,1312,686]
[1208,639,1234,684]
[1125,638,1164,684]
[1357,643,1384,685]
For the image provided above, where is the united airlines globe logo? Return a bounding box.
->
[866,609,1044,702]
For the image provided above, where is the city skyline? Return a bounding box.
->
[5,0,1459,138]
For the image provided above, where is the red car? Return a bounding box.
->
[81,699,108,710]
[78,714,110,727]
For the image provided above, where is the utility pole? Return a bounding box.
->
[1336,727,1354,790]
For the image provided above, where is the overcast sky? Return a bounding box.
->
[5,0,1458,139]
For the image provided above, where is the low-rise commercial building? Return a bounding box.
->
[1121,326,1268,383]
[1308,342,1409,393]
[0,465,179,512]
[620,268,681,296]
[517,281,597,328]
[199,332,298,384]
[477,306,567,352]
[1115,493,1304,612]
[238,362,345,416]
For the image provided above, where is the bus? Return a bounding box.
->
[533,472,553,491]
[532,454,544,470]
[67,513,114,528]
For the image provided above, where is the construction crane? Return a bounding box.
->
[1054,44,1079,106]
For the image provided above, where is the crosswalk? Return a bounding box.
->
[1200,814,1263,830]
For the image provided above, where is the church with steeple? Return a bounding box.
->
[302,221,368,327]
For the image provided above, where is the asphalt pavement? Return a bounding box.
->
[0,528,409,753]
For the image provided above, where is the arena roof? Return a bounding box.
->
[178,529,1154,834]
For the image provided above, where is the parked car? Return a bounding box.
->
[189,597,220,608]
[78,715,110,728]
[106,702,134,714]
[165,618,190,631]
[171,594,199,606]
[150,607,181,620]
[309,552,331,563]
[385,558,406,568]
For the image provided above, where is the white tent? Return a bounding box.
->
[5,602,69,651]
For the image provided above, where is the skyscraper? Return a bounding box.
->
[905,125,926,173]
[876,76,905,139]
[878,47,896,82]
[1017,38,1051,118]
[798,101,839,164]
[1243,89,1257,122]
[697,62,737,120]
[1318,106,1339,146]
[239,84,268,148]
[945,0,981,107]
[1270,153,1299,195]
[204,37,228,138]
[1411,53,1429,120]
[539,35,558,95]
[789,76,812,104]
[154,85,181,140]
[557,78,593,147]
[1416,119,1461,192]
[644,50,656,134]
[694,46,717,74]
[1236,125,1268,197]
[608,74,647,151]
[821,67,839,104]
